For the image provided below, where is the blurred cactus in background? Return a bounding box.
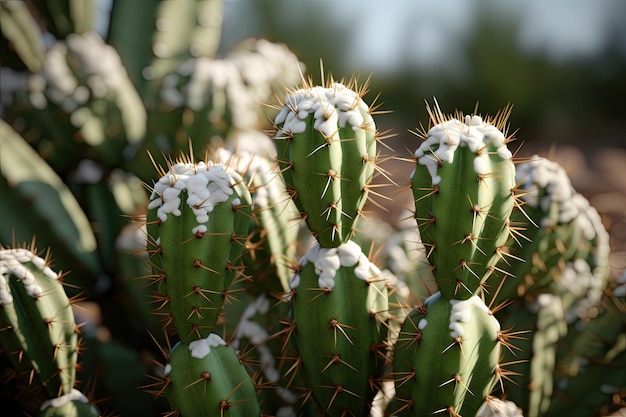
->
[1,1,625,416]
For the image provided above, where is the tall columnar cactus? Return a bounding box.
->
[273,79,378,247]
[393,292,502,417]
[272,80,390,415]
[411,106,516,300]
[0,246,101,416]
[144,157,262,416]
[145,157,252,344]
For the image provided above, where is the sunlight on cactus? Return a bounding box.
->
[0,1,624,416]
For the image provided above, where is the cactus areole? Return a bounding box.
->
[411,113,516,299]
[273,82,377,247]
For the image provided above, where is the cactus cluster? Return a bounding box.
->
[1,1,625,417]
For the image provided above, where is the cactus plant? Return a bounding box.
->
[491,155,611,308]
[145,157,253,344]
[393,292,502,416]
[273,78,379,248]
[287,240,389,415]
[0,246,101,416]
[410,105,516,300]
[165,334,261,417]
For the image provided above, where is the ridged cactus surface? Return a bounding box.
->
[273,80,378,247]
[393,292,501,416]
[146,159,252,344]
[411,107,516,300]
[1,2,623,414]
[494,155,611,307]
[288,240,389,415]
[165,334,260,417]
[0,248,79,398]
[0,247,101,416]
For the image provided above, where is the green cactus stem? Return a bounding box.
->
[5,31,147,173]
[0,247,101,417]
[109,0,224,98]
[146,158,252,344]
[492,155,611,310]
[411,105,516,300]
[547,289,626,417]
[213,147,299,295]
[288,240,388,415]
[273,79,379,248]
[29,0,95,39]
[165,334,260,417]
[499,294,567,417]
[0,247,79,398]
[133,40,304,183]
[393,292,501,417]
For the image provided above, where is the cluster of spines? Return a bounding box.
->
[145,153,253,344]
[284,241,390,415]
